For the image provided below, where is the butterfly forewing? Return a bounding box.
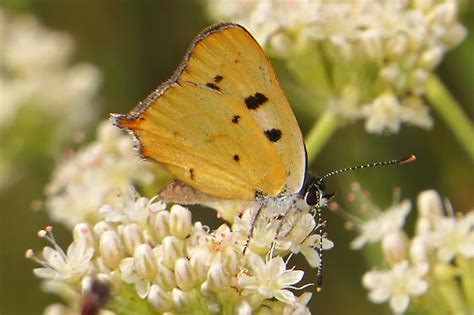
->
[115,76,286,200]
[178,24,306,194]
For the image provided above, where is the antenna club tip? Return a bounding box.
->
[316,286,323,293]
[400,154,416,164]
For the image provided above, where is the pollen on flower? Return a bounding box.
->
[25,249,34,259]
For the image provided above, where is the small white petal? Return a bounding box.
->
[273,289,296,304]
[389,293,410,313]
[301,247,320,268]
[135,280,151,299]
[278,270,304,287]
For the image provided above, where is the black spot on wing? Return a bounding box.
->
[233,154,240,162]
[214,75,223,83]
[189,168,195,180]
[206,82,221,91]
[232,115,240,124]
[264,129,282,142]
[245,92,268,110]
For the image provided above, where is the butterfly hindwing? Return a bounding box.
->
[112,23,306,200]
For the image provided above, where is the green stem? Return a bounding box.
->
[434,264,470,315]
[304,111,340,165]
[458,258,474,310]
[438,278,469,315]
[425,76,474,161]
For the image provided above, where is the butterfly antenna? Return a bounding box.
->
[319,155,416,182]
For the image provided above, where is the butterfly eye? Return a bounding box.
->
[304,185,320,206]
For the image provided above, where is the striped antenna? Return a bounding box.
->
[319,155,416,182]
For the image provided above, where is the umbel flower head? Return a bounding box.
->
[45,121,155,228]
[29,186,334,314]
[339,186,474,314]
[0,8,101,189]
[207,0,466,134]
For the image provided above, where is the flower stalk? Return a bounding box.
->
[459,258,474,309]
[425,75,474,160]
[434,264,470,315]
[305,111,340,164]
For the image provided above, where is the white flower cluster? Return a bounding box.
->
[0,8,101,188]
[45,121,155,228]
[30,187,334,314]
[340,186,473,314]
[207,0,466,134]
[0,8,100,129]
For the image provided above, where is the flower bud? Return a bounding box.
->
[169,205,192,239]
[380,64,401,85]
[419,47,443,69]
[134,244,158,281]
[174,258,197,291]
[156,263,177,290]
[417,190,443,218]
[43,304,68,315]
[208,302,221,313]
[225,250,241,275]
[162,236,184,269]
[410,236,428,264]
[121,223,143,255]
[73,223,95,247]
[444,24,467,48]
[382,231,407,264]
[385,33,407,58]
[236,301,252,315]
[148,284,173,312]
[150,210,170,242]
[360,30,383,61]
[99,230,125,269]
[207,262,230,292]
[428,2,456,25]
[172,288,191,311]
[409,68,429,91]
[414,0,433,12]
[93,221,114,237]
[415,217,431,236]
[190,252,209,283]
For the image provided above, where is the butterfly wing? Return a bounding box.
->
[177,23,306,194]
[112,23,306,200]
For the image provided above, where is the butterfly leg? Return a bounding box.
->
[270,202,297,257]
[296,206,326,291]
[242,202,265,254]
[315,206,324,291]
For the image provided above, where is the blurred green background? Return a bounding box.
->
[0,1,472,315]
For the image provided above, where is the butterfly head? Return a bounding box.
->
[302,177,335,209]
